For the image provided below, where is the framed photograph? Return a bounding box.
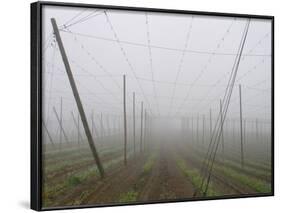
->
[31,1,274,211]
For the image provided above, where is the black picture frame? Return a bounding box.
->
[31,1,274,211]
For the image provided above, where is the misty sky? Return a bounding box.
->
[41,5,272,133]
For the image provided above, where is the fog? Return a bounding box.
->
[41,5,272,149]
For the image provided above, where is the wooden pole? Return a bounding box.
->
[191,116,194,144]
[181,117,184,140]
[256,118,259,144]
[202,115,205,145]
[186,117,189,140]
[220,100,225,163]
[239,84,244,169]
[197,114,199,144]
[140,101,144,153]
[123,75,127,165]
[51,18,104,178]
[210,108,212,138]
[133,92,136,158]
[232,119,235,144]
[42,120,55,146]
[243,119,246,147]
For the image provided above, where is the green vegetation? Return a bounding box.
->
[221,159,271,180]
[67,176,82,187]
[176,157,219,196]
[69,168,97,186]
[119,190,138,202]
[186,147,271,185]
[187,152,271,193]
[43,150,136,207]
[214,164,271,193]
[189,151,271,193]
[142,154,155,175]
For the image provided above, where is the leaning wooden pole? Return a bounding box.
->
[123,75,127,165]
[239,84,244,169]
[42,120,55,146]
[51,18,105,178]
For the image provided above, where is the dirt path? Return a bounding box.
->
[81,155,147,205]
[138,142,195,201]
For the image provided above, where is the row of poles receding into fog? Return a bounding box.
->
[123,75,151,165]
[47,18,152,178]
[180,84,270,172]
[44,76,150,159]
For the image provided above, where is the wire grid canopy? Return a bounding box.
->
[42,6,272,126]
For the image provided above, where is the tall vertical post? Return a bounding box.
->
[51,18,104,178]
[202,115,205,145]
[123,75,127,165]
[232,119,235,144]
[239,84,244,169]
[181,117,184,141]
[186,117,189,139]
[133,92,136,158]
[243,119,246,147]
[191,116,194,144]
[256,118,259,144]
[209,108,212,138]
[140,101,144,153]
[220,100,225,163]
[196,114,199,144]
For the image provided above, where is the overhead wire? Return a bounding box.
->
[104,10,153,115]
[168,16,194,115]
